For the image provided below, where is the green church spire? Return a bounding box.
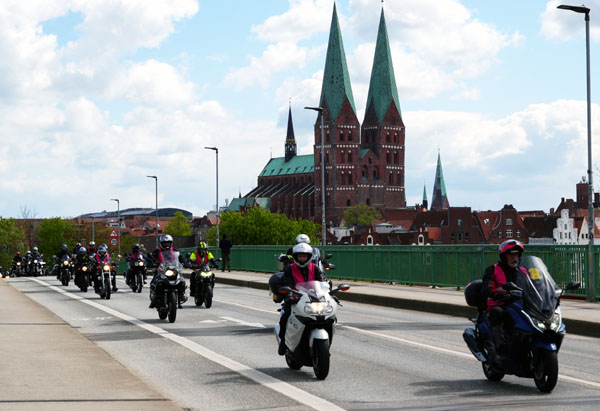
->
[365,8,401,123]
[431,151,449,210]
[319,3,356,121]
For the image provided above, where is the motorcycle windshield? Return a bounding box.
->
[158,251,181,272]
[295,281,329,301]
[517,256,558,320]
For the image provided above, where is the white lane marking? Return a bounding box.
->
[214,297,600,390]
[28,278,344,411]
[214,298,277,315]
[221,316,266,328]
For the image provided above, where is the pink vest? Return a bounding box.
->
[487,264,529,310]
[291,263,315,288]
[96,253,110,263]
[157,248,174,263]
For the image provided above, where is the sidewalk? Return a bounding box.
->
[0,279,181,411]
[210,269,600,339]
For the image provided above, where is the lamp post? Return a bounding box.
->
[558,4,594,302]
[110,198,120,257]
[305,106,326,255]
[204,147,219,248]
[147,175,159,249]
[91,215,95,242]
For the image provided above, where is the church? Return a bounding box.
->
[229,4,409,225]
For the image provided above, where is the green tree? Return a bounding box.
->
[207,208,319,246]
[0,218,26,269]
[164,211,192,236]
[37,218,75,260]
[343,203,382,227]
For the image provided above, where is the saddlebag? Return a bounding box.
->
[464,279,485,310]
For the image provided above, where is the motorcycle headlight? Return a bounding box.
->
[137,261,144,266]
[63,261,69,266]
[304,302,333,315]
[103,264,111,271]
[17,262,21,266]
[523,310,548,333]
[82,266,88,272]
[34,260,38,264]
[165,269,175,277]
[549,310,562,332]
[200,271,212,278]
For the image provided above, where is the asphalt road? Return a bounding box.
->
[9,276,600,410]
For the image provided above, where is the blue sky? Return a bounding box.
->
[1,0,600,219]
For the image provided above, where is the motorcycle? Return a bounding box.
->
[463,255,580,393]
[275,281,350,380]
[94,260,115,300]
[150,251,185,323]
[128,257,147,293]
[191,260,220,308]
[12,261,23,277]
[73,260,91,293]
[30,256,44,277]
[58,256,72,286]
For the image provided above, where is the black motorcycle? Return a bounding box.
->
[11,261,23,277]
[128,257,147,293]
[192,260,220,308]
[73,259,91,292]
[94,260,115,299]
[150,252,185,323]
[57,255,72,286]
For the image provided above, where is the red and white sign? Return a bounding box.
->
[109,229,118,238]
[110,238,119,246]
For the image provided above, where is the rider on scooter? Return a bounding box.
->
[277,243,326,355]
[482,239,529,367]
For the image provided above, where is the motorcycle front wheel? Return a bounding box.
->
[204,286,213,308]
[533,350,558,393]
[482,361,504,382]
[104,277,111,300]
[312,339,330,380]
[81,275,88,293]
[136,274,143,293]
[168,291,177,323]
[285,352,302,370]
[195,285,204,307]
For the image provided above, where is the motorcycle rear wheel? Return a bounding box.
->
[533,350,558,393]
[482,361,504,382]
[312,339,330,380]
[168,291,177,323]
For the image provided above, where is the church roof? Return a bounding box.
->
[258,154,314,177]
[319,3,356,121]
[430,151,449,210]
[286,106,295,143]
[364,8,401,123]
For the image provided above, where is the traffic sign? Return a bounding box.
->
[109,229,118,238]
[110,238,118,246]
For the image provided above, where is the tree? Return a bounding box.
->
[37,218,75,260]
[164,211,192,237]
[343,203,382,227]
[0,218,26,269]
[206,208,319,246]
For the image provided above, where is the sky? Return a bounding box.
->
[1,0,600,219]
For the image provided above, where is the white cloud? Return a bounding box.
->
[541,0,600,42]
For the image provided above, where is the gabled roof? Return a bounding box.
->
[258,154,314,177]
[364,8,401,123]
[474,211,498,241]
[523,215,559,238]
[319,3,356,121]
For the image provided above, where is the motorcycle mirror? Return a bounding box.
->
[337,284,350,292]
[565,281,581,291]
[325,254,333,259]
[278,286,292,294]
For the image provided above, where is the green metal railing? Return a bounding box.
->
[218,245,595,299]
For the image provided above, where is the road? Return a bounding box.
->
[8,276,600,410]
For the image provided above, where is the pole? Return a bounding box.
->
[92,216,95,242]
[216,148,220,249]
[585,13,595,302]
[117,200,121,257]
[147,176,159,249]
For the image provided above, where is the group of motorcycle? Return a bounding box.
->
[5,255,47,278]
[55,252,119,300]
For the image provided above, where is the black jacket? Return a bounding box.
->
[482,261,522,301]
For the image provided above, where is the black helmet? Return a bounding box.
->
[160,234,173,250]
[292,243,313,268]
[132,243,140,251]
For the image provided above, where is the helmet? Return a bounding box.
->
[98,244,108,256]
[198,241,208,252]
[292,243,313,268]
[75,243,81,248]
[78,247,87,255]
[89,241,96,247]
[295,234,310,245]
[16,251,20,256]
[132,243,140,251]
[26,250,32,255]
[498,240,524,263]
[60,244,68,251]
[33,247,38,252]
[160,234,173,250]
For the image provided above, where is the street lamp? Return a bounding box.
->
[204,147,220,248]
[110,198,120,257]
[147,175,159,249]
[305,106,326,256]
[558,4,594,302]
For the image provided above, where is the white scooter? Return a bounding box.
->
[275,281,349,380]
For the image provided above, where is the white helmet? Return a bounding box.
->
[160,234,173,249]
[292,243,313,268]
[295,234,310,245]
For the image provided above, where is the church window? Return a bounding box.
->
[348,131,353,141]
[341,172,346,185]
[388,173,392,184]
[394,132,398,143]
[348,172,353,184]
[326,131,330,143]
[386,151,390,163]
[386,132,390,143]
[348,151,352,162]
[373,169,378,180]
[347,199,351,206]
[340,131,345,141]
[362,166,367,179]
[325,171,329,185]
[340,150,344,163]
[325,152,329,163]
[366,198,371,206]
[368,157,372,165]
[394,151,399,164]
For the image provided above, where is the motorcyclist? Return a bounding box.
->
[72,242,82,255]
[277,243,326,355]
[55,244,70,279]
[189,241,217,297]
[125,244,147,285]
[87,241,97,256]
[149,234,186,308]
[12,251,23,274]
[482,239,529,367]
[74,246,90,284]
[279,234,311,270]
[31,246,42,260]
[93,244,117,292]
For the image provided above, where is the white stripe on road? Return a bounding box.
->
[221,316,266,328]
[28,278,344,411]
[214,296,600,390]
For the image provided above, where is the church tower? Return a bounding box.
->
[430,151,449,210]
[360,6,406,210]
[314,3,360,224]
[284,105,297,162]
